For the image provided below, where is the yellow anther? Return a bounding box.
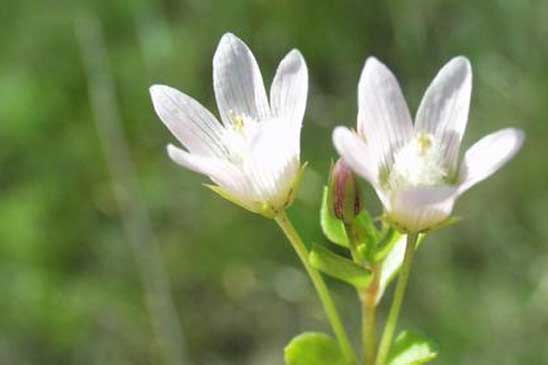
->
[232,115,245,131]
[416,133,433,155]
[228,110,245,132]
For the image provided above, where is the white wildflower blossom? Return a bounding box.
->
[333,56,524,232]
[150,33,308,217]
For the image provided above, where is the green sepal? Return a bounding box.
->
[320,186,349,247]
[309,244,372,288]
[374,234,425,304]
[372,227,400,262]
[383,211,461,235]
[205,184,276,218]
[387,330,439,365]
[285,162,308,210]
[357,244,369,261]
[284,332,349,365]
[423,215,461,233]
[351,209,379,253]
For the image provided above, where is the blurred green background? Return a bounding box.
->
[0,0,546,364]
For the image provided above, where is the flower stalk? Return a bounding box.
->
[362,266,379,365]
[345,221,378,365]
[275,211,357,364]
[375,233,418,365]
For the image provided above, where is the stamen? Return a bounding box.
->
[222,112,260,164]
[232,115,245,132]
[386,133,447,190]
[416,133,433,155]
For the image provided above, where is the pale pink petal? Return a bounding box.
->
[458,128,525,194]
[270,49,308,128]
[166,144,249,196]
[243,119,300,205]
[415,56,472,173]
[388,186,458,232]
[213,33,270,126]
[357,57,413,171]
[150,85,226,157]
[332,126,379,186]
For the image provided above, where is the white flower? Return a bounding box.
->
[150,33,308,217]
[333,56,525,233]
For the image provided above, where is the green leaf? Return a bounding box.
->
[387,330,439,365]
[353,209,379,244]
[320,186,349,247]
[309,244,372,288]
[375,234,425,304]
[373,227,400,262]
[284,332,348,365]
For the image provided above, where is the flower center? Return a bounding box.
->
[223,112,261,164]
[386,133,448,191]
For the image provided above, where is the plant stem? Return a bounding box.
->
[275,211,357,364]
[344,223,378,365]
[363,294,377,365]
[375,233,418,365]
[362,266,379,365]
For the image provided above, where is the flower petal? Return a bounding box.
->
[388,186,458,232]
[357,57,413,171]
[270,49,308,127]
[213,33,270,126]
[166,144,250,197]
[457,128,525,194]
[415,56,472,173]
[243,119,300,207]
[332,126,378,186]
[150,85,226,157]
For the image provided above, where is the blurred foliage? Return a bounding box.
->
[0,0,547,364]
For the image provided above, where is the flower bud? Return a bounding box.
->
[330,158,363,224]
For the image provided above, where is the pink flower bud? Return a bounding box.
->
[330,158,362,224]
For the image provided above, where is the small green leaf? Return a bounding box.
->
[375,234,425,304]
[309,244,372,288]
[387,330,439,365]
[284,332,348,365]
[373,227,400,262]
[348,210,380,260]
[353,209,379,243]
[320,186,349,247]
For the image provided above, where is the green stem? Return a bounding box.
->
[275,211,357,364]
[363,265,380,365]
[375,233,418,365]
[344,223,377,365]
[363,294,377,365]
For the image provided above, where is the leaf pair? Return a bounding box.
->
[284,331,438,365]
[319,184,427,304]
[309,244,372,288]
